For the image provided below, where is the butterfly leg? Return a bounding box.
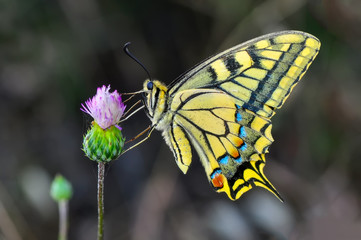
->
[119,126,154,156]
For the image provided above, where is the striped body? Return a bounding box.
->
[142,31,320,200]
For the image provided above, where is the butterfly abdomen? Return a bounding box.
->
[143,79,195,173]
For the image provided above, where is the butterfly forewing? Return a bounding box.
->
[168,31,320,119]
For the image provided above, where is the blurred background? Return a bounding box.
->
[1,0,361,239]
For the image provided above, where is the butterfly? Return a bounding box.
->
[141,31,320,201]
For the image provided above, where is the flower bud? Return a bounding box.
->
[50,174,73,202]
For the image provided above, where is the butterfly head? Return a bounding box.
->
[142,79,169,125]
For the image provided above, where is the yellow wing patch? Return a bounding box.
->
[211,59,231,81]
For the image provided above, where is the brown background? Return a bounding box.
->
[1,0,361,239]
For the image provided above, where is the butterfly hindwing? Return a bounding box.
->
[166,89,281,200]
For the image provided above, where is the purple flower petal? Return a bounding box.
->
[81,85,126,129]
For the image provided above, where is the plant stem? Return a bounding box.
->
[97,162,105,240]
[58,200,68,240]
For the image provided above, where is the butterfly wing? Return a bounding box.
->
[165,89,281,200]
[168,30,320,119]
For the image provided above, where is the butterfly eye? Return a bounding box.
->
[147,81,153,90]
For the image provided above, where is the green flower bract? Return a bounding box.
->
[83,122,125,162]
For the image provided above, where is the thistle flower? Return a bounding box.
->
[81,85,126,162]
[81,85,126,130]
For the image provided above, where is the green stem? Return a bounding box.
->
[58,200,68,240]
[97,162,105,240]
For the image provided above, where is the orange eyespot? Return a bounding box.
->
[211,173,224,188]
[234,137,244,147]
[230,149,240,158]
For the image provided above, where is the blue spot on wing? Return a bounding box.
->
[234,155,243,163]
[219,155,229,165]
[240,126,247,138]
[211,169,222,179]
[240,143,247,152]
[236,112,242,122]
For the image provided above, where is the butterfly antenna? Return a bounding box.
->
[123,42,152,81]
